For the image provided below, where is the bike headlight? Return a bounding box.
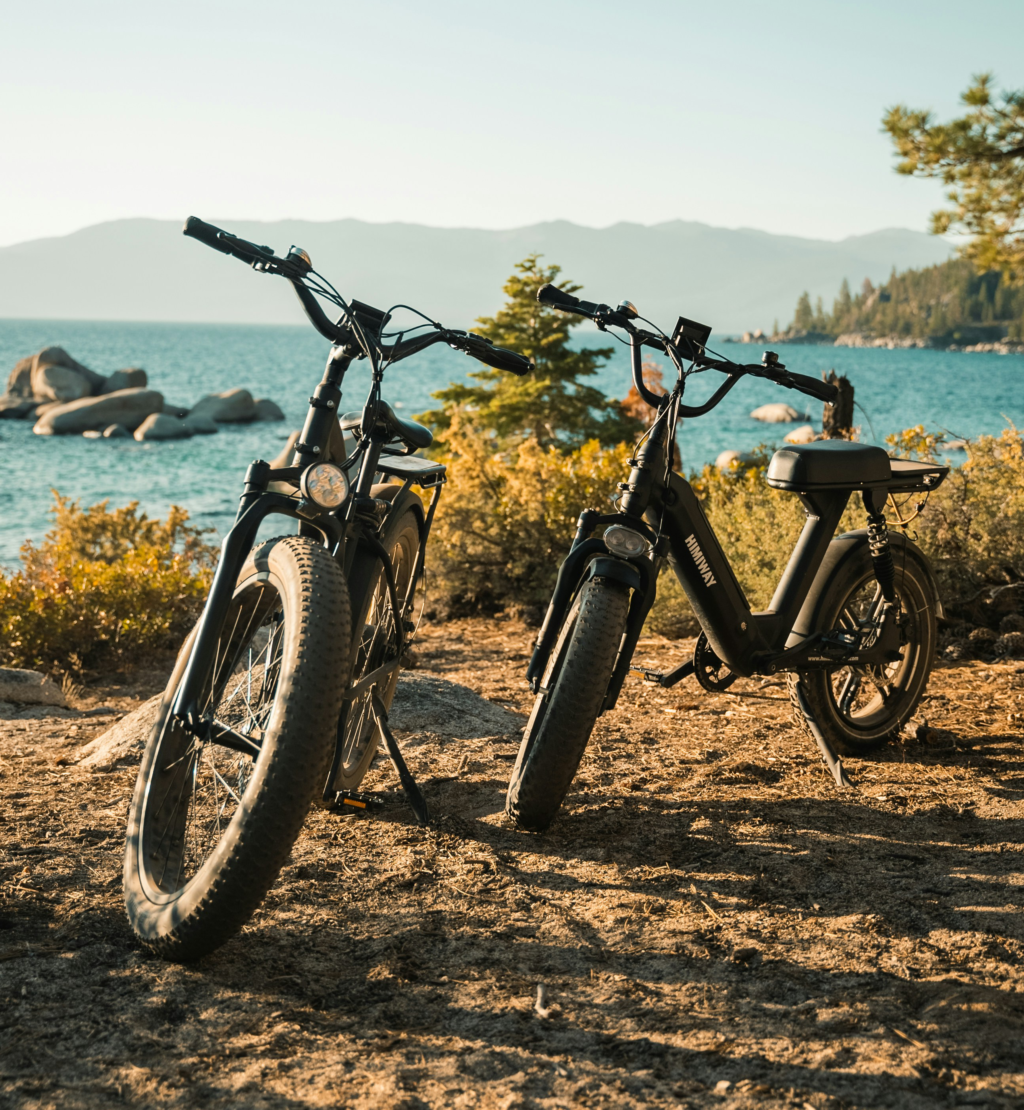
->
[603,525,648,558]
[301,462,349,510]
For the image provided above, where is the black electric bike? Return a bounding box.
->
[505,283,948,831]
[124,218,532,959]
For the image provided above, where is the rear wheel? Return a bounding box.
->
[330,506,422,793]
[506,578,630,832]
[788,544,937,756]
[123,536,351,961]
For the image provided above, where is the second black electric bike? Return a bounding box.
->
[505,282,948,831]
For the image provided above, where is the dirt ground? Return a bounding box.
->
[1,618,1022,1110]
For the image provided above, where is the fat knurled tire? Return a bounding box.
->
[506,577,630,832]
[123,535,351,962]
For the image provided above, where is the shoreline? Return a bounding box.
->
[725,333,1024,355]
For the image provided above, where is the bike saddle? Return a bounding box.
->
[766,441,890,491]
[339,401,433,451]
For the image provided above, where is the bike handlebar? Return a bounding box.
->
[537,282,839,407]
[183,217,533,376]
[781,370,839,404]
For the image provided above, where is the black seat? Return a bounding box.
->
[339,401,433,451]
[766,441,891,491]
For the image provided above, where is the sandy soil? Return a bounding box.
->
[1,619,1022,1109]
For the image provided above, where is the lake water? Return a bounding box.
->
[1,317,1022,565]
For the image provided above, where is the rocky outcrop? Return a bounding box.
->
[784,424,817,444]
[183,413,218,435]
[33,388,164,435]
[4,348,282,446]
[29,347,107,402]
[5,356,34,398]
[715,449,757,470]
[0,668,66,707]
[76,695,161,770]
[133,412,192,441]
[3,347,146,416]
[254,398,285,421]
[0,397,38,419]
[750,402,808,423]
[100,368,148,394]
[189,388,257,423]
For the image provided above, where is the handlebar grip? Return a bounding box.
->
[537,283,581,310]
[479,345,533,376]
[183,216,275,268]
[183,216,235,255]
[788,371,839,405]
[462,336,533,375]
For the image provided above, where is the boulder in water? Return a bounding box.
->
[189,388,257,423]
[33,387,164,435]
[784,424,817,444]
[100,368,148,394]
[750,402,808,423]
[0,396,37,419]
[30,347,105,402]
[716,450,752,470]
[183,413,218,435]
[134,412,192,441]
[5,356,35,398]
[103,423,131,439]
[254,398,285,422]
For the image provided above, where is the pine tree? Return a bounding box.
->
[793,291,813,330]
[835,278,852,321]
[420,255,643,450]
[884,73,1024,283]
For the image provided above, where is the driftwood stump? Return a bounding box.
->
[822,370,854,438]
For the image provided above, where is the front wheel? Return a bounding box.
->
[788,543,938,756]
[506,577,630,832]
[123,536,351,961]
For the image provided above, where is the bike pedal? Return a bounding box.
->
[331,790,386,813]
[630,666,664,684]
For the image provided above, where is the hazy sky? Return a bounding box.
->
[1,0,1021,247]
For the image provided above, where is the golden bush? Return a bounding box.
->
[0,494,216,673]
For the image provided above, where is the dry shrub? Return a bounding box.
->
[429,412,631,615]
[0,493,216,673]
[887,423,1024,599]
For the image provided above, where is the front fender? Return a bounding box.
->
[526,543,649,691]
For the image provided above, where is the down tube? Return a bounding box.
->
[653,473,765,674]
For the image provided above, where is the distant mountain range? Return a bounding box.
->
[0,218,952,335]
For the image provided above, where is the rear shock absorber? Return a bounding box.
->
[863,491,896,604]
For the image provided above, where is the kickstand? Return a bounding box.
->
[371,693,430,826]
[792,680,855,789]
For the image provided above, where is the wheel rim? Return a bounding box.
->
[138,576,285,902]
[826,572,922,733]
[339,527,417,776]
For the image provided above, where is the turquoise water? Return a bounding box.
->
[1,318,1022,565]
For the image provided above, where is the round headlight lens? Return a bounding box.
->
[302,462,349,509]
[603,524,648,558]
